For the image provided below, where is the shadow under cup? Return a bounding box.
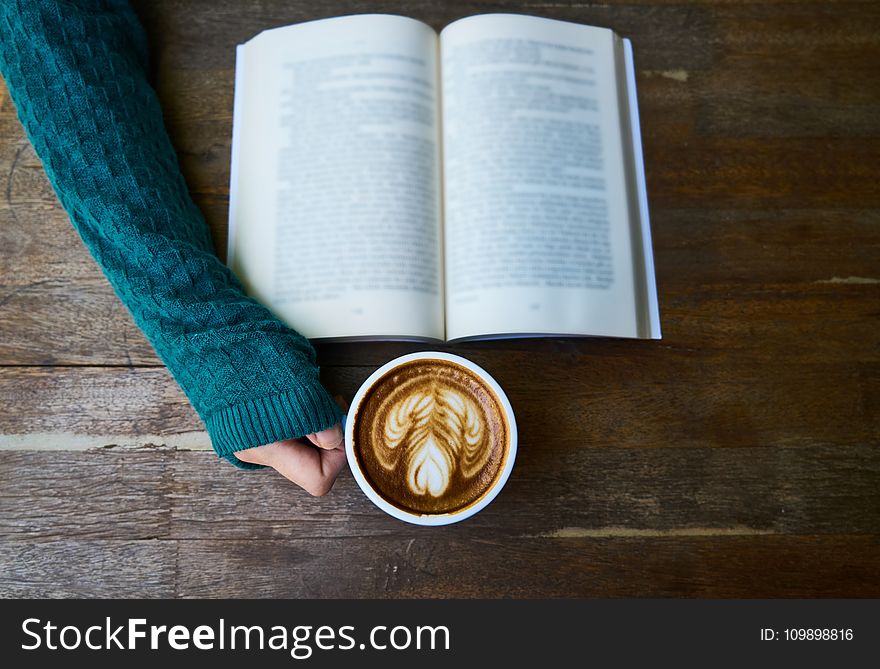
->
[344,352,517,526]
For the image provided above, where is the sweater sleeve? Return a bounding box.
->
[0,0,344,468]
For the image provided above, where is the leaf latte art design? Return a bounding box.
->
[376,381,490,498]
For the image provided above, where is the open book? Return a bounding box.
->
[228,13,660,342]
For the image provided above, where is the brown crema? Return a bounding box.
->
[353,359,509,515]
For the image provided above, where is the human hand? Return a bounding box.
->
[233,396,348,496]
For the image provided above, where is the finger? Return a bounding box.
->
[318,444,347,481]
[233,441,276,467]
[306,423,343,450]
[270,439,344,497]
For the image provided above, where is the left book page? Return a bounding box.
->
[228,15,444,340]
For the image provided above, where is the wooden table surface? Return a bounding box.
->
[1,0,878,598]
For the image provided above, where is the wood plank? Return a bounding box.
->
[645,138,880,209]
[0,451,172,540]
[169,443,880,539]
[1,444,876,542]
[131,1,880,66]
[0,278,158,366]
[1,359,876,453]
[175,535,880,597]
[0,540,176,598]
[4,534,874,598]
[0,367,202,440]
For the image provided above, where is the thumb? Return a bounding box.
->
[306,423,343,450]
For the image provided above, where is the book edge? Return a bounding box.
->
[227,44,246,270]
[623,38,662,340]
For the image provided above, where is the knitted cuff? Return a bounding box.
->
[204,381,345,470]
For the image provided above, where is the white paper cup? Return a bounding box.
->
[344,351,517,526]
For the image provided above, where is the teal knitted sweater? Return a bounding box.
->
[0,0,344,468]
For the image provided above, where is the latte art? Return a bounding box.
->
[379,381,490,498]
[353,359,509,515]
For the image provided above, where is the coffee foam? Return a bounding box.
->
[353,359,509,515]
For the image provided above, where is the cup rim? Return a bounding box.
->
[344,351,518,526]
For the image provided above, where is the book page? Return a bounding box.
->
[229,15,444,340]
[440,14,646,340]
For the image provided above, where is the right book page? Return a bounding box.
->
[440,14,660,341]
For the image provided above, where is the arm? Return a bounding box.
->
[0,0,344,480]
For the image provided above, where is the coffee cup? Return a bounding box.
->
[344,351,517,526]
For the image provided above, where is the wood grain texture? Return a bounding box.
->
[0,540,176,598]
[0,451,172,540]
[2,447,876,542]
[1,449,877,597]
[175,535,879,598]
[1,361,876,453]
[1,0,878,597]
[173,443,880,539]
